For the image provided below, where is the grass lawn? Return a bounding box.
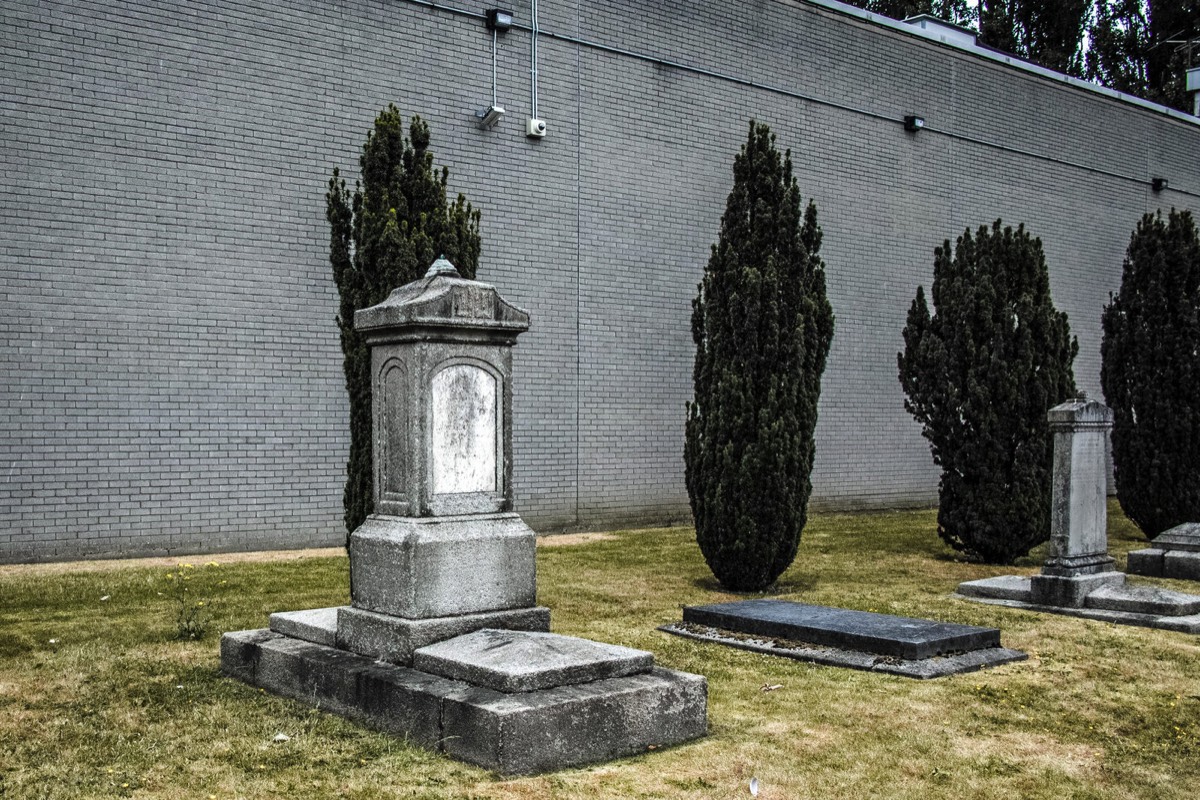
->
[1,501,1198,799]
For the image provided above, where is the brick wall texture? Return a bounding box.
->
[3,0,1199,561]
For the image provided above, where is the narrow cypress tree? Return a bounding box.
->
[327,106,481,537]
[1101,209,1200,538]
[685,121,835,592]
[898,221,1077,564]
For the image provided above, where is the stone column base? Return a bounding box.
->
[1030,571,1125,608]
[336,605,551,665]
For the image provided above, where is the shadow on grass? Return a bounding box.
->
[929,552,1043,569]
[690,574,818,596]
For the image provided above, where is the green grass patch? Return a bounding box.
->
[1,501,1198,798]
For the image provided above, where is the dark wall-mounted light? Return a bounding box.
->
[904,115,925,133]
[1151,177,1168,193]
[486,9,513,32]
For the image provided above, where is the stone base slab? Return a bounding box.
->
[1029,571,1125,608]
[413,629,654,693]
[337,605,551,665]
[956,575,1031,602]
[1127,548,1200,581]
[1153,523,1200,552]
[659,623,1025,679]
[957,576,1200,633]
[220,629,707,774]
[268,607,342,646]
[1086,584,1200,616]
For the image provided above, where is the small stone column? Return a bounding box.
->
[1030,396,1125,607]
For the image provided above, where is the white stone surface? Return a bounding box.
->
[1060,428,1108,557]
[432,364,496,495]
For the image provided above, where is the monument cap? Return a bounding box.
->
[354,257,530,337]
[1047,396,1113,430]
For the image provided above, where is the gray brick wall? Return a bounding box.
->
[2,0,1198,561]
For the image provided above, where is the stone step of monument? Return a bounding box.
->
[269,607,341,647]
[221,629,706,774]
[1084,584,1200,617]
[1155,523,1200,552]
[412,628,654,693]
[683,599,1000,660]
[1127,547,1200,581]
[956,575,1033,603]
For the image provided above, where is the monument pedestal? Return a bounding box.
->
[1029,571,1125,608]
[1030,551,1125,607]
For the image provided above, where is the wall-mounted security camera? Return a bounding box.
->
[476,105,505,130]
[526,118,547,138]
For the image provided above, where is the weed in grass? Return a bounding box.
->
[162,562,224,640]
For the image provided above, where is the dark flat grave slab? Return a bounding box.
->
[660,622,1026,679]
[413,629,653,693]
[682,600,999,660]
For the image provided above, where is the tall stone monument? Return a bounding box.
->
[1029,397,1125,607]
[958,396,1200,632]
[221,258,707,773]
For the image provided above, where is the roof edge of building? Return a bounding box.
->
[802,0,1200,127]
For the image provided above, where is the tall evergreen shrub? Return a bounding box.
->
[1101,209,1200,538]
[898,221,1077,564]
[327,106,480,536]
[685,121,835,592]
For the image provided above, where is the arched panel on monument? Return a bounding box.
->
[376,357,410,514]
[428,357,504,515]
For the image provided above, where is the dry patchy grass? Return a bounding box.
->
[1,501,1198,798]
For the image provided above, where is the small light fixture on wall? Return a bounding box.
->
[477,10,514,130]
[1151,177,1168,193]
[477,105,505,129]
[486,9,513,31]
[904,115,925,133]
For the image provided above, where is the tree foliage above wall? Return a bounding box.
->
[849,0,975,26]
[1087,1,1200,112]
[843,0,1199,112]
[685,121,835,592]
[898,222,1078,564]
[327,106,481,538]
[978,0,1091,75]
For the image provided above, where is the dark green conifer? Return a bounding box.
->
[327,106,480,537]
[1101,209,1200,538]
[898,221,1077,564]
[685,121,835,592]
